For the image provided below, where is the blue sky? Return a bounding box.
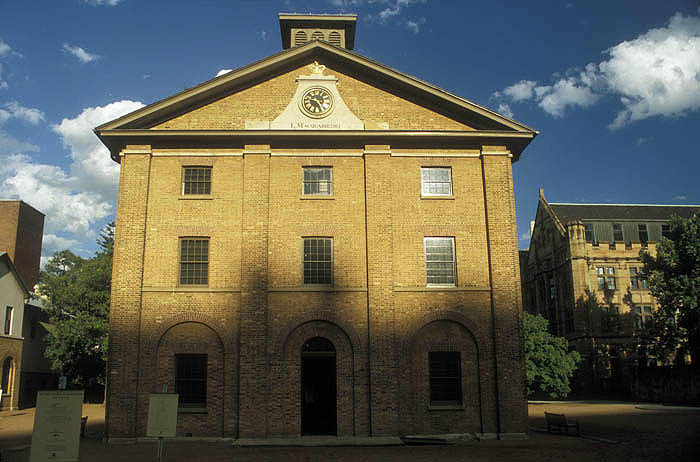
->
[1,0,699,269]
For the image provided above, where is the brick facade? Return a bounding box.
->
[0,200,44,289]
[98,21,535,440]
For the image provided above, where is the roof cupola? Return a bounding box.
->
[278,13,357,50]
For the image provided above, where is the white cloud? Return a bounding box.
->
[0,131,39,155]
[51,100,144,204]
[62,43,100,63]
[329,0,363,6]
[405,17,426,33]
[257,30,268,41]
[0,64,7,90]
[83,0,122,5]
[673,195,688,201]
[3,101,45,125]
[42,234,81,255]
[0,39,21,58]
[602,13,700,130]
[358,0,427,25]
[0,153,112,238]
[216,69,232,77]
[0,41,12,57]
[637,137,649,145]
[1,99,143,256]
[519,230,531,241]
[536,77,599,118]
[502,80,536,102]
[493,13,700,128]
[0,39,22,89]
[497,103,514,119]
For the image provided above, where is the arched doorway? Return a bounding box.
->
[301,337,336,435]
[1,357,14,407]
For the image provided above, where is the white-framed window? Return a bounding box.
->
[303,237,333,285]
[182,166,212,195]
[634,305,653,329]
[303,167,333,196]
[424,237,456,286]
[630,267,648,289]
[421,167,452,196]
[638,224,649,246]
[4,306,12,335]
[179,238,209,285]
[596,267,616,290]
[601,305,620,332]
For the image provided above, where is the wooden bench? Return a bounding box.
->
[545,412,580,435]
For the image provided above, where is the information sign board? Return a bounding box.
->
[30,390,84,462]
[146,393,179,438]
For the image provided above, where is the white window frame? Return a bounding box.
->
[302,166,333,196]
[4,306,12,335]
[421,167,452,196]
[302,237,333,285]
[424,237,456,286]
[181,166,212,195]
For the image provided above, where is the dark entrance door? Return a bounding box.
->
[301,337,337,435]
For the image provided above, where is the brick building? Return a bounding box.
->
[96,13,537,440]
[0,200,44,290]
[521,189,699,395]
[0,200,46,410]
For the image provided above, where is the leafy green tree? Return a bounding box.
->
[38,223,114,388]
[640,213,700,366]
[523,312,581,398]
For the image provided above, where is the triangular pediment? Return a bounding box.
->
[96,42,537,161]
[98,42,534,132]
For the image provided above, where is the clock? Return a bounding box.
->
[301,87,333,117]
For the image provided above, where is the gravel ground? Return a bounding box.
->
[1,402,699,462]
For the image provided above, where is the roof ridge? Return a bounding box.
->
[549,202,700,207]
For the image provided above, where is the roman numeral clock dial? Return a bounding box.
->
[301,87,333,117]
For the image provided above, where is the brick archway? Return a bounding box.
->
[269,320,360,437]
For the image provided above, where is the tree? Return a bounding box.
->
[37,223,114,388]
[523,312,581,398]
[640,213,700,366]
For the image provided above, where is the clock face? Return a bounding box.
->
[301,87,333,117]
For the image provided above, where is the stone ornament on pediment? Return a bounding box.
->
[260,61,364,130]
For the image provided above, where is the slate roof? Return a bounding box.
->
[549,203,700,223]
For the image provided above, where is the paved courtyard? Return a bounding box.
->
[1,401,699,461]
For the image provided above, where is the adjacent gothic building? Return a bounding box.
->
[96,14,537,440]
[522,189,699,395]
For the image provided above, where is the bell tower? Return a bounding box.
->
[278,13,357,50]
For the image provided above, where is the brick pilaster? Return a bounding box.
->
[237,146,271,437]
[480,148,527,434]
[363,146,399,436]
[106,147,152,439]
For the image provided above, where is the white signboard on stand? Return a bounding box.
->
[30,390,84,462]
[147,393,179,437]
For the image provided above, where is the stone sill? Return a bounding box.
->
[268,287,366,292]
[300,196,335,200]
[0,334,23,341]
[428,404,465,411]
[178,195,213,200]
[394,286,490,292]
[178,407,207,414]
[142,287,240,293]
[420,195,455,200]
